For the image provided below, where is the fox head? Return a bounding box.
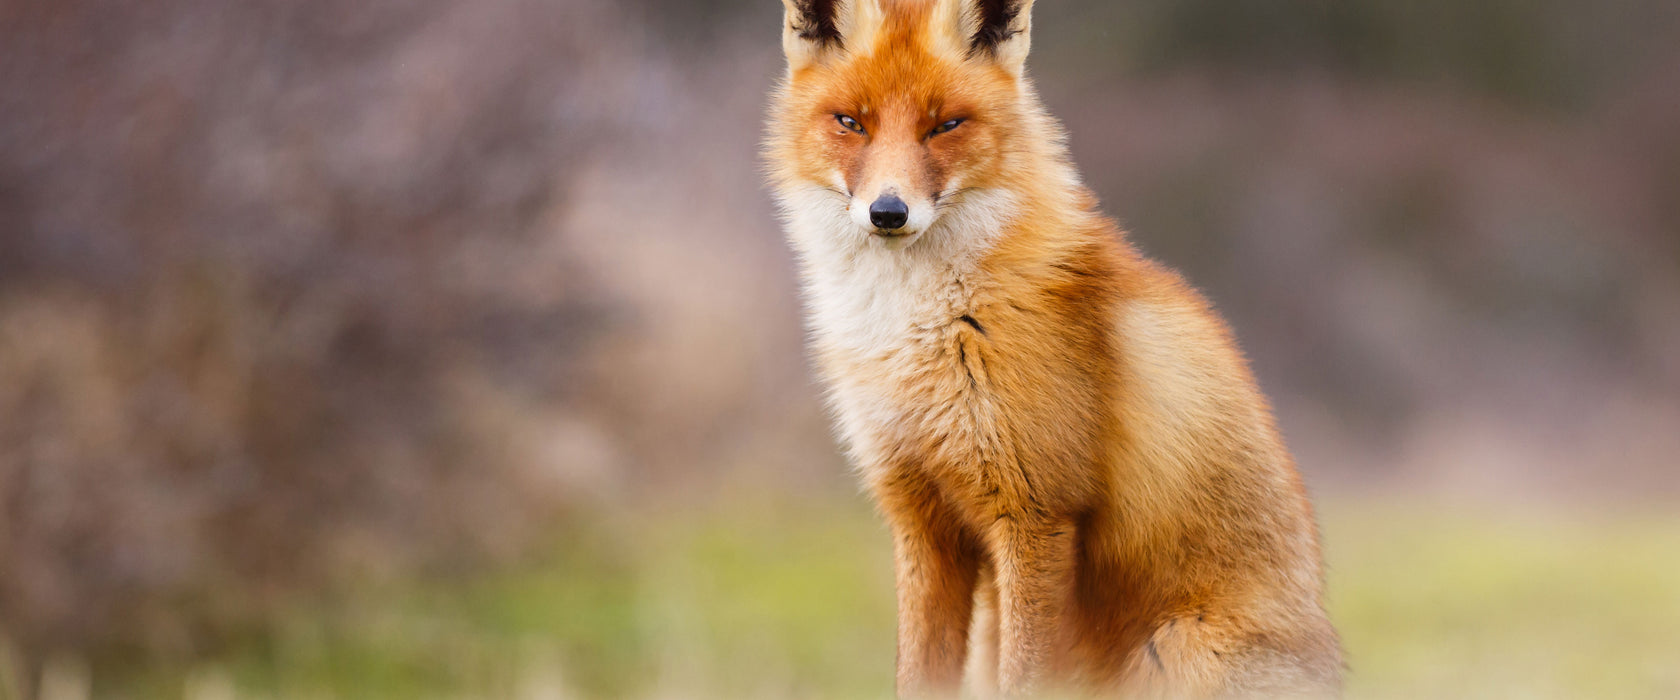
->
[767,0,1056,256]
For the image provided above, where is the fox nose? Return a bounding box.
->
[869,195,909,231]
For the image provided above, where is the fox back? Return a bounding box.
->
[765,1,1342,697]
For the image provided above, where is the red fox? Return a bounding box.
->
[764,0,1343,697]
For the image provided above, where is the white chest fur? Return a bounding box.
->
[775,184,1020,470]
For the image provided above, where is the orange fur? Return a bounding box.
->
[765,1,1342,697]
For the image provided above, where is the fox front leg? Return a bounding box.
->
[887,494,982,698]
[990,514,1077,697]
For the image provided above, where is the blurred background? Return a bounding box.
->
[2,0,1678,697]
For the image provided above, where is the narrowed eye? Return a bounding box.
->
[930,118,965,135]
[835,114,865,134]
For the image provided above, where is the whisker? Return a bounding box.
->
[934,186,977,210]
[938,186,977,201]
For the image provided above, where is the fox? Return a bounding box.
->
[763,0,1343,697]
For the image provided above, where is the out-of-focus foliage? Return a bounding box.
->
[1052,0,1679,112]
[1,0,1678,696]
[0,0,631,678]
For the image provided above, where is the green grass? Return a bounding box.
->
[49,499,1680,699]
[1323,502,1680,699]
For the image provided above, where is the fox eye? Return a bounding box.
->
[835,114,865,134]
[930,118,965,136]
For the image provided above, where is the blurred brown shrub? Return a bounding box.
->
[0,0,638,678]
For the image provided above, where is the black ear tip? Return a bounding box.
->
[969,0,1025,55]
[794,0,844,48]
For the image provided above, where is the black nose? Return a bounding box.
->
[869,194,909,230]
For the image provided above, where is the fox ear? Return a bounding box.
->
[966,0,1034,76]
[781,0,844,72]
[782,0,888,72]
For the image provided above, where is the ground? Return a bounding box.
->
[50,497,1680,699]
